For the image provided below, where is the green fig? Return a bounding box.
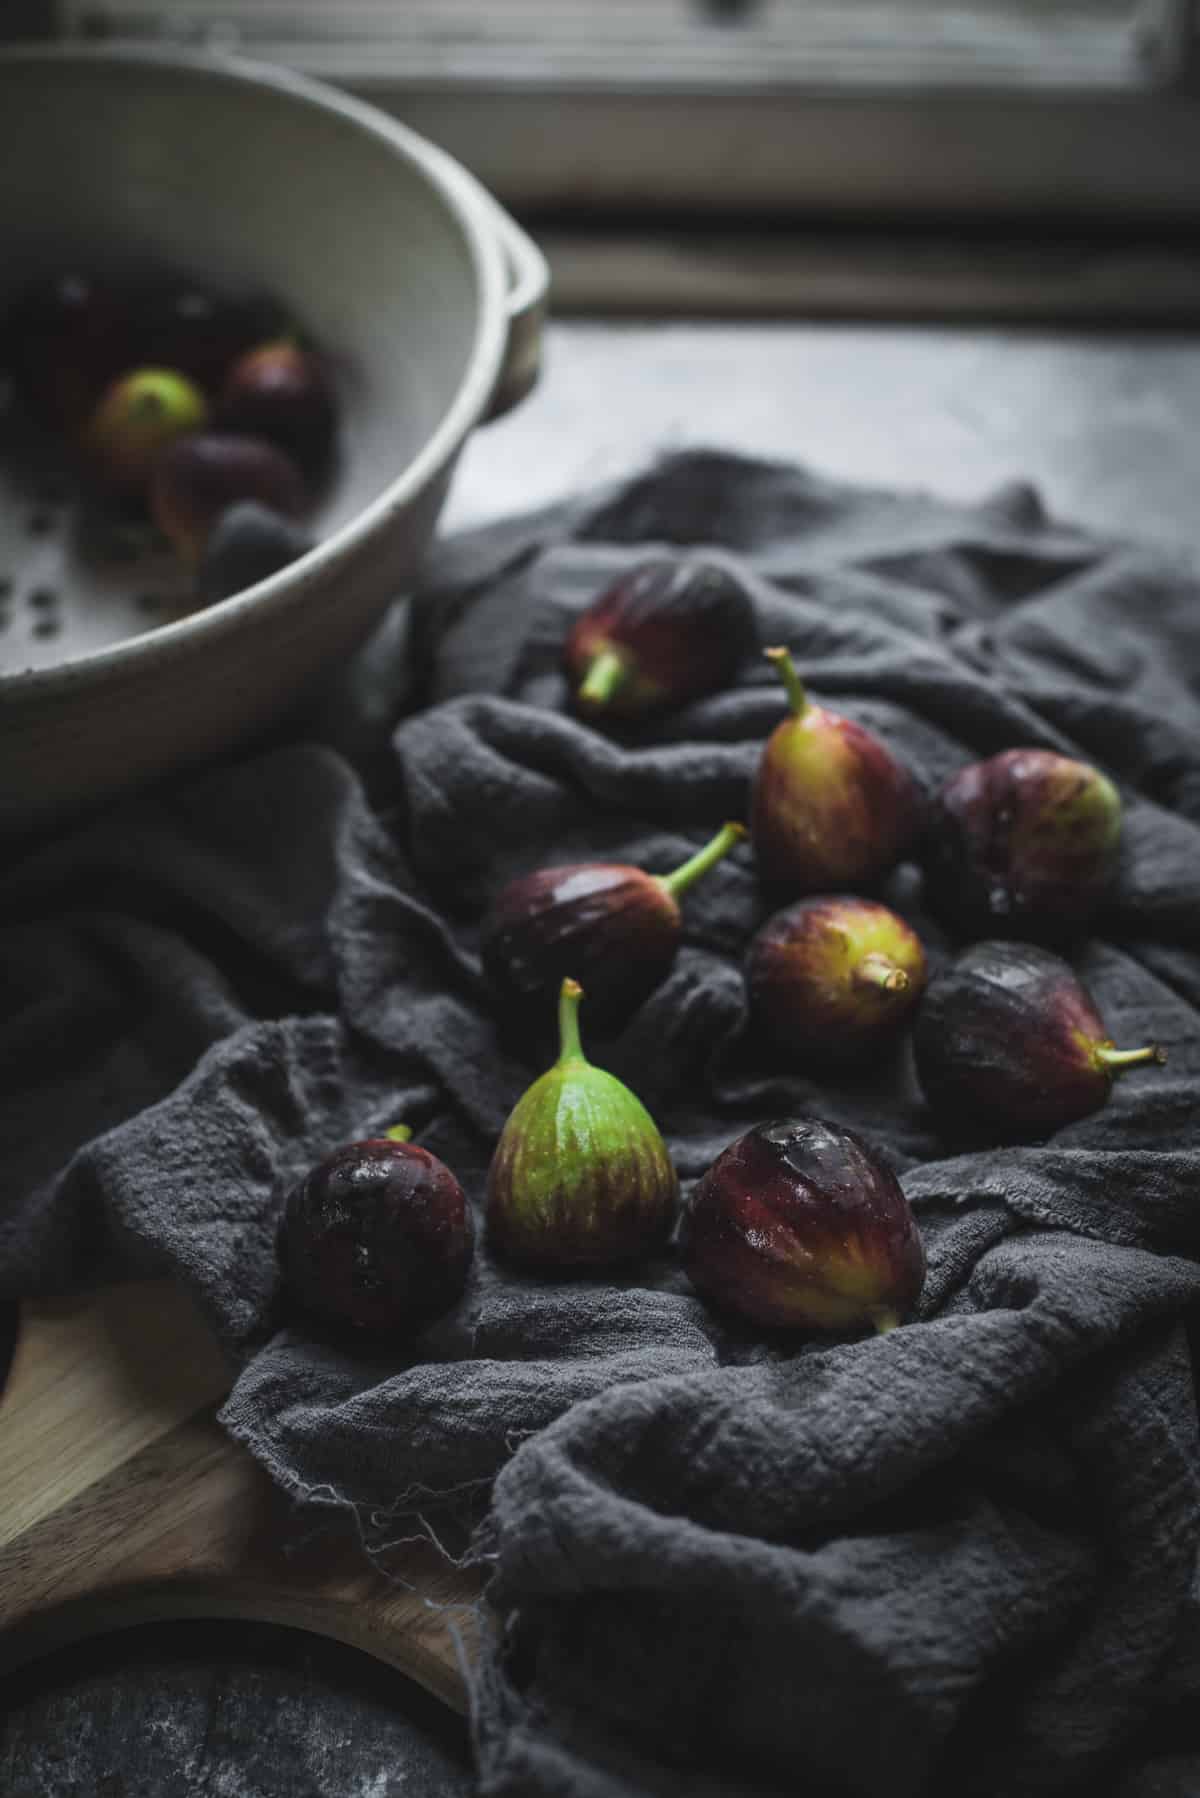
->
[486,978,678,1269]
[748,896,927,1069]
[751,647,922,895]
[83,367,208,495]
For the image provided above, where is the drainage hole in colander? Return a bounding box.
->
[28,509,56,537]
[32,615,61,639]
[29,587,58,611]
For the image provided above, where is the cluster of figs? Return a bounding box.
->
[280,557,1165,1345]
[1,269,334,602]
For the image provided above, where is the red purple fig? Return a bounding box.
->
[923,748,1121,943]
[486,978,678,1269]
[150,431,308,561]
[564,558,756,721]
[748,896,927,1069]
[914,940,1165,1140]
[134,282,289,392]
[751,647,921,895]
[279,1125,474,1334]
[82,367,208,495]
[218,340,336,475]
[481,821,746,1026]
[2,273,132,432]
[681,1118,925,1334]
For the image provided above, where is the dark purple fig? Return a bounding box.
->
[923,748,1121,943]
[914,940,1165,1140]
[481,821,745,1026]
[748,896,927,1069]
[486,978,678,1269]
[279,1124,473,1334]
[680,1117,924,1334]
[751,647,921,895]
[195,501,313,605]
[218,340,336,475]
[150,431,308,561]
[564,558,756,721]
[82,367,208,496]
[133,282,289,392]
[2,272,132,432]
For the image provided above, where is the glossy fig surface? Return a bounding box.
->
[749,896,926,1069]
[751,647,921,894]
[135,282,288,392]
[279,1125,473,1334]
[83,367,208,495]
[219,340,336,474]
[923,749,1121,943]
[564,558,756,720]
[481,822,745,1026]
[681,1118,924,1333]
[150,431,307,560]
[486,979,678,1268]
[914,940,1164,1139]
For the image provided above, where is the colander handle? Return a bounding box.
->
[481,197,550,421]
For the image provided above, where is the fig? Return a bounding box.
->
[218,340,337,475]
[914,940,1165,1140]
[748,896,927,1069]
[486,978,678,1269]
[134,282,289,392]
[481,821,746,1027]
[82,367,208,495]
[564,558,756,720]
[150,431,308,561]
[681,1118,925,1334]
[751,646,921,895]
[278,1124,473,1334]
[195,501,313,605]
[923,748,1121,943]
[2,272,131,432]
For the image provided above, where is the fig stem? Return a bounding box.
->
[872,1309,901,1335]
[1095,1043,1167,1073]
[578,646,629,708]
[855,954,909,995]
[764,645,808,717]
[558,978,586,1063]
[658,821,747,900]
[384,1124,413,1143]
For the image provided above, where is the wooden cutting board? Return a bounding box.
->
[0,1282,480,1710]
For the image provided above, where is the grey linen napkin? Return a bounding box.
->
[3,453,1200,1797]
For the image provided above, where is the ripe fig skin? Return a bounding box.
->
[150,431,308,561]
[82,367,208,495]
[748,896,927,1070]
[279,1129,474,1335]
[486,979,679,1270]
[914,940,1165,1140]
[218,340,337,476]
[564,558,756,720]
[134,282,289,393]
[481,823,745,1028]
[3,272,132,433]
[751,648,922,896]
[923,749,1122,943]
[680,1118,925,1334]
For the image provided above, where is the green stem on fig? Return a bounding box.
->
[658,821,747,901]
[578,646,629,708]
[872,1309,901,1335]
[764,645,808,717]
[1094,1043,1167,1074]
[557,978,587,1064]
[855,954,909,996]
[384,1124,413,1142]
